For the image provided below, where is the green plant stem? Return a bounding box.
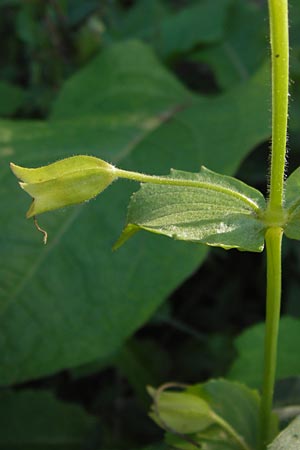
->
[260,1,289,448]
[260,227,283,449]
[267,0,289,212]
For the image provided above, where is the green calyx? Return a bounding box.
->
[10,155,118,217]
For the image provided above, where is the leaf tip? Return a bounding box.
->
[112,224,140,251]
[26,202,36,219]
[10,162,22,178]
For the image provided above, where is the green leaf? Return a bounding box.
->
[109,0,231,58]
[51,40,188,120]
[228,317,300,387]
[285,167,300,208]
[117,167,266,252]
[10,156,117,217]
[154,0,232,58]
[268,416,300,450]
[112,0,169,42]
[192,0,267,90]
[0,389,97,450]
[0,40,270,384]
[283,167,300,240]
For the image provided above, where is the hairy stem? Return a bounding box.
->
[260,227,283,448]
[267,0,289,212]
[260,1,289,448]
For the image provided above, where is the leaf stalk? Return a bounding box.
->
[115,168,261,212]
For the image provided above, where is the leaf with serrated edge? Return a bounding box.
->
[116,167,266,252]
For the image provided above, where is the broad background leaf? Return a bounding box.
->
[106,0,232,58]
[0,389,97,450]
[228,317,300,387]
[153,0,232,57]
[0,40,270,384]
[192,0,267,90]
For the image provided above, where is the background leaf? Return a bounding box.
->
[0,40,270,384]
[192,0,267,90]
[153,0,232,58]
[107,0,169,43]
[283,167,300,240]
[106,0,232,59]
[0,389,97,450]
[285,167,300,208]
[228,317,300,387]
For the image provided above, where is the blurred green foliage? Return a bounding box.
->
[0,0,300,449]
[0,389,98,450]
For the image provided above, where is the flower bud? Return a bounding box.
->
[10,155,117,217]
[148,386,215,434]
